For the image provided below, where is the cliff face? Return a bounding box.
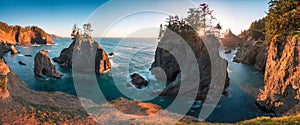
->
[257,36,300,116]
[233,38,267,72]
[0,58,10,100]
[151,30,229,101]
[53,35,111,74]
[0,22,53,45]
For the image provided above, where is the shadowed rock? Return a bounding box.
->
[34,50,62,79]
[130,73,148,89]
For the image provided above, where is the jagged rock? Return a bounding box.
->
[151,30,229,101]
[0,59,10,100]
[220,30,242,49]
[130,73,148,89]
[34,50,62,79]
[257,36,300,116]
[18,61,26,66]
[54,35,111,74]
[233,38,267,72]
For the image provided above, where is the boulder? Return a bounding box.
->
[224,48,232,54]
[34,50,62,79]
[130,73,148,89]
[257,36,300,116]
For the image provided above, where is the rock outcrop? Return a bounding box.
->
[220,30,242,49]
[130,73,149,89]
[0,22,54,45]
[151,29,229,101]
[34,50,62,79]
[233,38,267,72]
[9,45,19,54]
[0,59,10,100]
[257,36,300,116]
[53,35,111,74]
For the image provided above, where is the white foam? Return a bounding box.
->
[110,60,119,67]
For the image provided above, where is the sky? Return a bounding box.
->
[0,0,269,38]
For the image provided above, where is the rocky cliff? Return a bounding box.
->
[151,29,229,101]
[34,50,62,79]
[257,35,300,116]
[233,38,267,72]
[220,30,242,49]
[0,58,10,100]
[53,35,111,74]
[0,22,54,45]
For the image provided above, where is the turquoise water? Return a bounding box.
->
[3,38,271,123]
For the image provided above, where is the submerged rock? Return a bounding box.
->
[130,73,148,89]
[34,50,62,79]
[257,36,300,116]
[224,48,232,54]
[18,61,26,66]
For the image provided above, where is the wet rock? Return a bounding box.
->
[224,48,232,54]
[34,50,62,79]
[18,61,26,66]
[109,52,115,56]
[10,45,19,54]
[130,73,148,89]
[24,54,32,57]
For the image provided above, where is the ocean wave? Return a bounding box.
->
[31,44,41,47]
[110,60,119,67]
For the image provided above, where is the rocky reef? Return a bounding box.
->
[53,29,111,74]
[257,36,300,116]
[151,28,229,100]
[0,22,54,45]
[34,50,62,79]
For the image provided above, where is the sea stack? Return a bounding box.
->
[34,50,62,79]
[150,24,230,101]
[53,24,111,74]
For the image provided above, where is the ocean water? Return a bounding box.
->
[3,38,270,123]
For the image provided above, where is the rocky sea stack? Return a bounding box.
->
[151,20,230,100]
[34,50,62,79]
[53,24,111,74]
